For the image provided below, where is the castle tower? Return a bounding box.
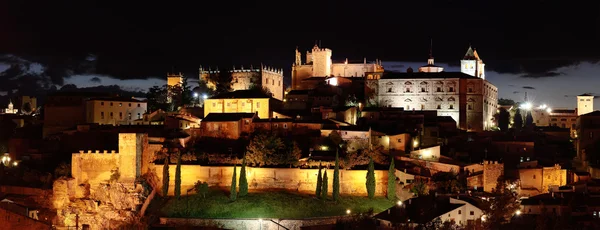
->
[311,45,332,77]
[118,133,147,184]
[577,94,594,116]
[166,72,184,102]
[295,47,301,66]
[460,46,486,79]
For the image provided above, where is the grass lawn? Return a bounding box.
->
[152,190,395,219]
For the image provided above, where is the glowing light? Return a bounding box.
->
[193,92,198,98]
[397,201,402,206]
[12,161,17,166]
[515,210,521,216]
[202,94,208,99]
[321,146,329,151]
[546,108,552,113]
[481,215,486,221]
[520,102,532,110]
[1,153,10,166]
[328,77,338,86]
[346,209,351,214]
[412,140,419,148]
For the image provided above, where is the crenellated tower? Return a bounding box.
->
[310,45,332,77]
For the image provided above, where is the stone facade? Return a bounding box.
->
[365,72,498,132]
[85,98,147,125]
[204,97,271,119]
[518,164,567,196]
[482,161,504,193]
[292,45,384,90]
[200,66,284,101]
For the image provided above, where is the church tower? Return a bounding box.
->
[311,44,332,77]
[295,47,301,66]
[461,46,486,79]
[577,94,594,116]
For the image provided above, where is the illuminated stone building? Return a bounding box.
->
[365,47,498,132]
[291,45,384,90]
[199,65,284,101]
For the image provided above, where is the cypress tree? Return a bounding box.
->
[366,157,376,199]
[174,153,182,199]
[316,163,323,198]
[321,170,328,200]
[387,158,396,200]
[333,150,340,201]
[239,157,248,197]
[162,156,170,196]
[230,164,237,201]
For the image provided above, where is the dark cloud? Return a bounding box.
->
[513,91,520,94]
[519,71,564,78]
[522,86,535,90]
[90,77,101,83]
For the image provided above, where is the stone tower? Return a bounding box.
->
[166,72,184,102]
[577,94,594,116]
[295,47,301,66]
[311,45,332,77]
[461,46,486,79]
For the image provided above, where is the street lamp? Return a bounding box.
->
[1,153,10,167]
[202,94,208,100]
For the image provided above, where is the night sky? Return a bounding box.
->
[1,1,600,108]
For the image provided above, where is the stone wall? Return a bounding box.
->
[159,216,345,230]
[0,207,52,230]
[467,174,483,190]
[519,164,567,195]
[483,161,504,192]
[150,165,389,196]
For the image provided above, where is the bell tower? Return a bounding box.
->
[461,46,485,79]
[577,94,594,116]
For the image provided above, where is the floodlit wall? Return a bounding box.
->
[150,165,389,196]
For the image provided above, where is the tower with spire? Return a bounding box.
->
[418,40,444,73]
[460,45,486,79]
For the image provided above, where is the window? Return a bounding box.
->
[110,102,113,106]
[283,123,288,129]
[119,103,122,107]
[449,87,454,92]
[137,103,141,107]
[406,105,410,110]
[101,112,104,119]
[580,99,584,101]
[468,88,473,93]
[437,105,441,109]
[129,103,131,107]
[533,175,536,179]
[587,99,591,101]
[119,112,123,119]
[397,139,402,143]
[257,102,260,108]
[449,105,454,109]
[468,104,473,110]
[128,113,131,120]
[110,112,114,118]
[137,113,141,119]
[421,104,425,110]
[437,87,441,92]
[212,103,216,107]
[242,102,245,107]
[458,210,461,214]
[421,87,426,92]
[388,88,393,93]
[101,102,104,106]
[227,102,230,107]
[470,211,474,215]
[406,88,411,93]
[274,124,278,128]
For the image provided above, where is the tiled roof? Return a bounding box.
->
[379,71,479,80]
[374,196,465,224]
[202,113,256,122]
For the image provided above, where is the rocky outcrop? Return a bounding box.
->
[53,178,148,230]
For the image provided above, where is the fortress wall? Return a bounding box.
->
[150,165,389,196]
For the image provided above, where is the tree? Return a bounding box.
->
[21,102,32,115]
[333,150,340,201]
[54,162,71,178]
[498,98,516,106]
[513,109,523,129]
[194,181,209,198]
[432,171,461,194]
[525,110,534,127]
[214,68,233,95]
[230,164,237,201]
[410,180,430,196]
[483,176,520,229]
[239,157,248,197]
[387,158,396,200]
[245,133,300,166]
[316,163,323,198]
[321,170,328,200]
[162,157,170,196]
[146,85,168,112]
[174,152,182,199]
[498,108,510,131]
[180,74,193,106]
[366,157,376,199]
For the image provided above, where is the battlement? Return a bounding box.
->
[77,150,118,154]
[199,65,284,75]
[311,45,332,53]
[483,160,501,165]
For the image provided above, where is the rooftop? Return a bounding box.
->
[211,90,271,99]
[379,71,480,80]
[203,113,256,122]
[373,196,465,224]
